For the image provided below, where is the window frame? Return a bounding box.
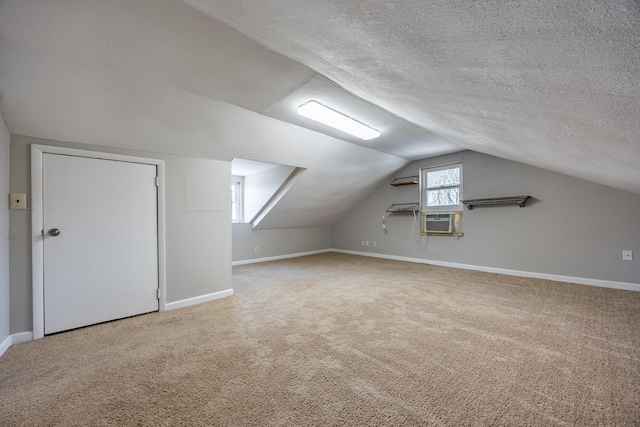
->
[419,162,463,212]
[231,178,244,223]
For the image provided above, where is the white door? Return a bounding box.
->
[43,153,159,334]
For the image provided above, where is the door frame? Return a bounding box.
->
[31,145,167,339]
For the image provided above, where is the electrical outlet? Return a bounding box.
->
[623,250,632,261]
[365,241,369,246]
[362,240,365,246]
[372,242,376,248]
[254,246,259,254]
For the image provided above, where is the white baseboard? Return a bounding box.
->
[232,249,332,266]
[0,331,34,358]
[0,335,10,357]
[332,249,640,292]
[11,331,34,344]
[165,289,234,311]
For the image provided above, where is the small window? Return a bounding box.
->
[231,180,243,223]
[420,163,462,210]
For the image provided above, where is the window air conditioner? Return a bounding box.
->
[422,212,453,234]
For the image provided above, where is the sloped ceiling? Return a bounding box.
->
[0,0,413,228]
[186,0,640,195]
[1,0,639,230]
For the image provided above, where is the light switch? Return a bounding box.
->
[9,193,27,210]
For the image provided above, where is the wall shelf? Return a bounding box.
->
[461,196,530,210]
[386,203,419,213]
[390,176,418,186]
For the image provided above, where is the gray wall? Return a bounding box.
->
[0,114,9,345]
[9,135,232,334]
[232,224,331,263]
[332,150,640,285]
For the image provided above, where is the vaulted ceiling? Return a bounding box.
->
[1,0,639,228]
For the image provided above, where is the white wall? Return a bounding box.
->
[0,113,10,351]
[332,150,640,287]
[243,165,296,222]
[9,135,232,334]
[232,223,331,264]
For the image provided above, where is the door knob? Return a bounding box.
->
[48,228,61,237]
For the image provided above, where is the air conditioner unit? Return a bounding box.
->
[422,212,453,234]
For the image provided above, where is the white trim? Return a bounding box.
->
[10,331,33,345]
[251,168,302,227]
[165,289,234,311]
[420,162,463,212]
[231,178,244,224]
[156,162,168,311]
[331,249,640,292]
[30,144,163,164]
[0,335,10,357]
[0,331,34,358]
[31,148,44,339]
[31,145,167,339]
[232,249,332,266]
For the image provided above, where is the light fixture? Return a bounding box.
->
[297,101,380,140]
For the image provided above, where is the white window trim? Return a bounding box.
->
[419,162,463,212]
[231,177,244,223]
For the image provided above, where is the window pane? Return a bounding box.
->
[427,168,459,189]
[231,182,240,222]
[427,188,459,206]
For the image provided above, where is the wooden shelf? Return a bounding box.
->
[389,176,418,186]
[386,203,419,213]
[461,196,530,210]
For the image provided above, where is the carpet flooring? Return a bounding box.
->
[1,253,639,426]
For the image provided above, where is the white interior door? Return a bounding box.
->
[43,153,159,334]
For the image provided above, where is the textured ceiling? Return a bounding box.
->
[0,0,410,228]
[0,0,639,230]
[186,0,640,195]
[263,75,456,159]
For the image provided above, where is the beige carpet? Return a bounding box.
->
[1,253,639,426]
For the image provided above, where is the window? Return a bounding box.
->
[231,180,243,223]
[420,163,462,211]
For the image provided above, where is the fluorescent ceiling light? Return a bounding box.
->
[297,101,380,140]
